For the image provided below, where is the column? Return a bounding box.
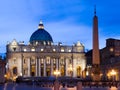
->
[73,58,75,77]
[30,58,32,76]
[65,58,68,76]
[21,54,23,76]
[28,58,30,76]
[39,58,41,76]
[64,58,66,76]
[35,58,37,76]
[51,58,53,76]
[44,58,46,76]
[58,58,61,76]
[56,58,58,70]
[36,57,39,76]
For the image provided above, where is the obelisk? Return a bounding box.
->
[92,6,101,81]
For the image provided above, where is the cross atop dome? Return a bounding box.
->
[38,20,44,29]
[40,20,43,24]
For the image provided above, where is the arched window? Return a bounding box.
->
[13,67,17,75]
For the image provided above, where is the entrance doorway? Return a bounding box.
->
[77,66,81,78]
[31,65,36,76]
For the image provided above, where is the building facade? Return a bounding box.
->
[100,38,120,81]
[6,21,86,80]
[0,58,6,83]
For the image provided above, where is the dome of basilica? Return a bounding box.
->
[30,21,53,45]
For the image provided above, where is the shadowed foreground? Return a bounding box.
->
[0,83,119,90]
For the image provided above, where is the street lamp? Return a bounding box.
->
[110,69,117,81]
[53,69,60,79]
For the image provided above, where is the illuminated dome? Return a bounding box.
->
[30,21,53,45]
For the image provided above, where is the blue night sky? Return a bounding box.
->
[0,0,120,53]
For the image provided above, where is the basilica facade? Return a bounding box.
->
[6,21,86,79]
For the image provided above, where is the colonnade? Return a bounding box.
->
[22,57,72,77]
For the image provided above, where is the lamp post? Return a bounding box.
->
[53,69,60,80]
[110,69,116,81]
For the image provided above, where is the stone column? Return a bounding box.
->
[39,58,41,76]
[30,58,31,76]
[56,58,58,70]
[51,58,53,76]
[72,58,75,77]
[65,58,68,76]
[58,58,60,70]
[37,57,39,76]
[21,54,23,76]
[44,58,46,76]
[35,58,37,76]
[28,58,30,76]
[64,59,66,76]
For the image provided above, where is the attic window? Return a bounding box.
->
[31,48,35,51]
[13,47,16,51]
[41,48,44,51]
[68,49,71,52]
[24,49,27,52]
[53,49,56,52]
[61,48,64,52]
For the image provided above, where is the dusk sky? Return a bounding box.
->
[0,0,120,53]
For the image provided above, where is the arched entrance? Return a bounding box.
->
[31,65,36,76]
[61,66,65,76]
[12,67,18,81]
[77,66,81,78]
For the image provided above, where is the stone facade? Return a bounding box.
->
[100,38,120,81]
[6,22,86,79]
[0,58,6,83]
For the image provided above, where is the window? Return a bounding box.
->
[48,41,50,45]
[24,49,27,52]
[41,59,43,64]
[53,59,56,64]
[13,47,16,51]
[60,59,64,64]
[13,67,17,74]
[13,59,16,64]
[31,48,35,51]
[53,49,56,52]
[47,59,50,64]
[68,49,71,52]
[24,69,27,75]
[36,41,38,45]
[31,59,35,64]
[61,48,64,52]
[41,48,44,51]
